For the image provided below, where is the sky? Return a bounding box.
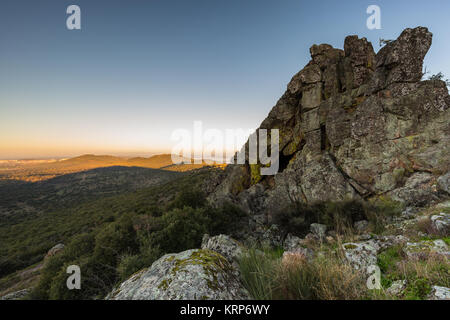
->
[0,0,449,159]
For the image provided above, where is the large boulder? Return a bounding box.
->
[107,249,249,300]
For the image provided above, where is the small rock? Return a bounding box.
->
[283,234,303,252]
[342,242,377,272]
[310,223,327,238]
[201,234,243,264]
[437,172,450,195]
[430,212,449,234]
[45,243,65,260]
[354,220,369,232]
[427,286,450,300]
[404,239,450,260]
[386,280,407,296]
[401,207,416,219]
[261,224,283,248]
[0,289,30,300]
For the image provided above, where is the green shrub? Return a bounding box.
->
[117,245,161,281]
[170,189,206,210]
[148,207,208,253]
[274,200,402,237]
[204,202,247,236]
[404,278,432,300]
[377,245,404,288]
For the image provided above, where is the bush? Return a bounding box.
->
[170,189,206,210]
[204,202,247,236]
[117,245,161,281]
[274,200,402,237]
[239,247,368,300]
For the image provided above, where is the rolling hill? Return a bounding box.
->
[0,154,210,182]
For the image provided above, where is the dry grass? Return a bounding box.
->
[240,245,369,300]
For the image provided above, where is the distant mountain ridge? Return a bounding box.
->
[0,154,207,182]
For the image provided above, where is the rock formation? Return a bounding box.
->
[210,27,450,218]
[107,244,249,300]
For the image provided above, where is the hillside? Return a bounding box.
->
[0,154,209,182]
[0,166,184,224]
[0,167,223,283]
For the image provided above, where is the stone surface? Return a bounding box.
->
[260,224,283,248]
[45,243,65,260]
[386,280,407,296]
[427,286,450,300]
[0,288,30,300]
[283,233,304,251]
[201,234,243,264]
[107,249,249,300]
[209,26,449,218]
[342,242,377,272]
[437,172,450,195]
[404,239,449,259]
[310,223,327,238]
[430,212,450,234]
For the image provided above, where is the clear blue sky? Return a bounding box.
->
[1,0,449,159]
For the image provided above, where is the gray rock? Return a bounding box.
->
[261,224,283,248]
[107,249,249,300]
[201,234,243,264]
[0,289,30,300]
[386,280,407,296]
[427,286,450,300]
[437,172,450,195]
[404,239,449,259]
[45,243,65,260]
[310,223,327,238]
[342,242,377,272]
[283,233,304,252]
[430,212,450,234]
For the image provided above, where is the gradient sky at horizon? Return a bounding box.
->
[1,0,449,159]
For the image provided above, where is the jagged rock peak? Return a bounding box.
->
[210,26,449,218]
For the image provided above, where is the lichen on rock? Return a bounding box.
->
[107,249,249,300]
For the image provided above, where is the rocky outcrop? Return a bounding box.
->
[210,27,450,219]
[0,288,30,300]
[107,249,249,300]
